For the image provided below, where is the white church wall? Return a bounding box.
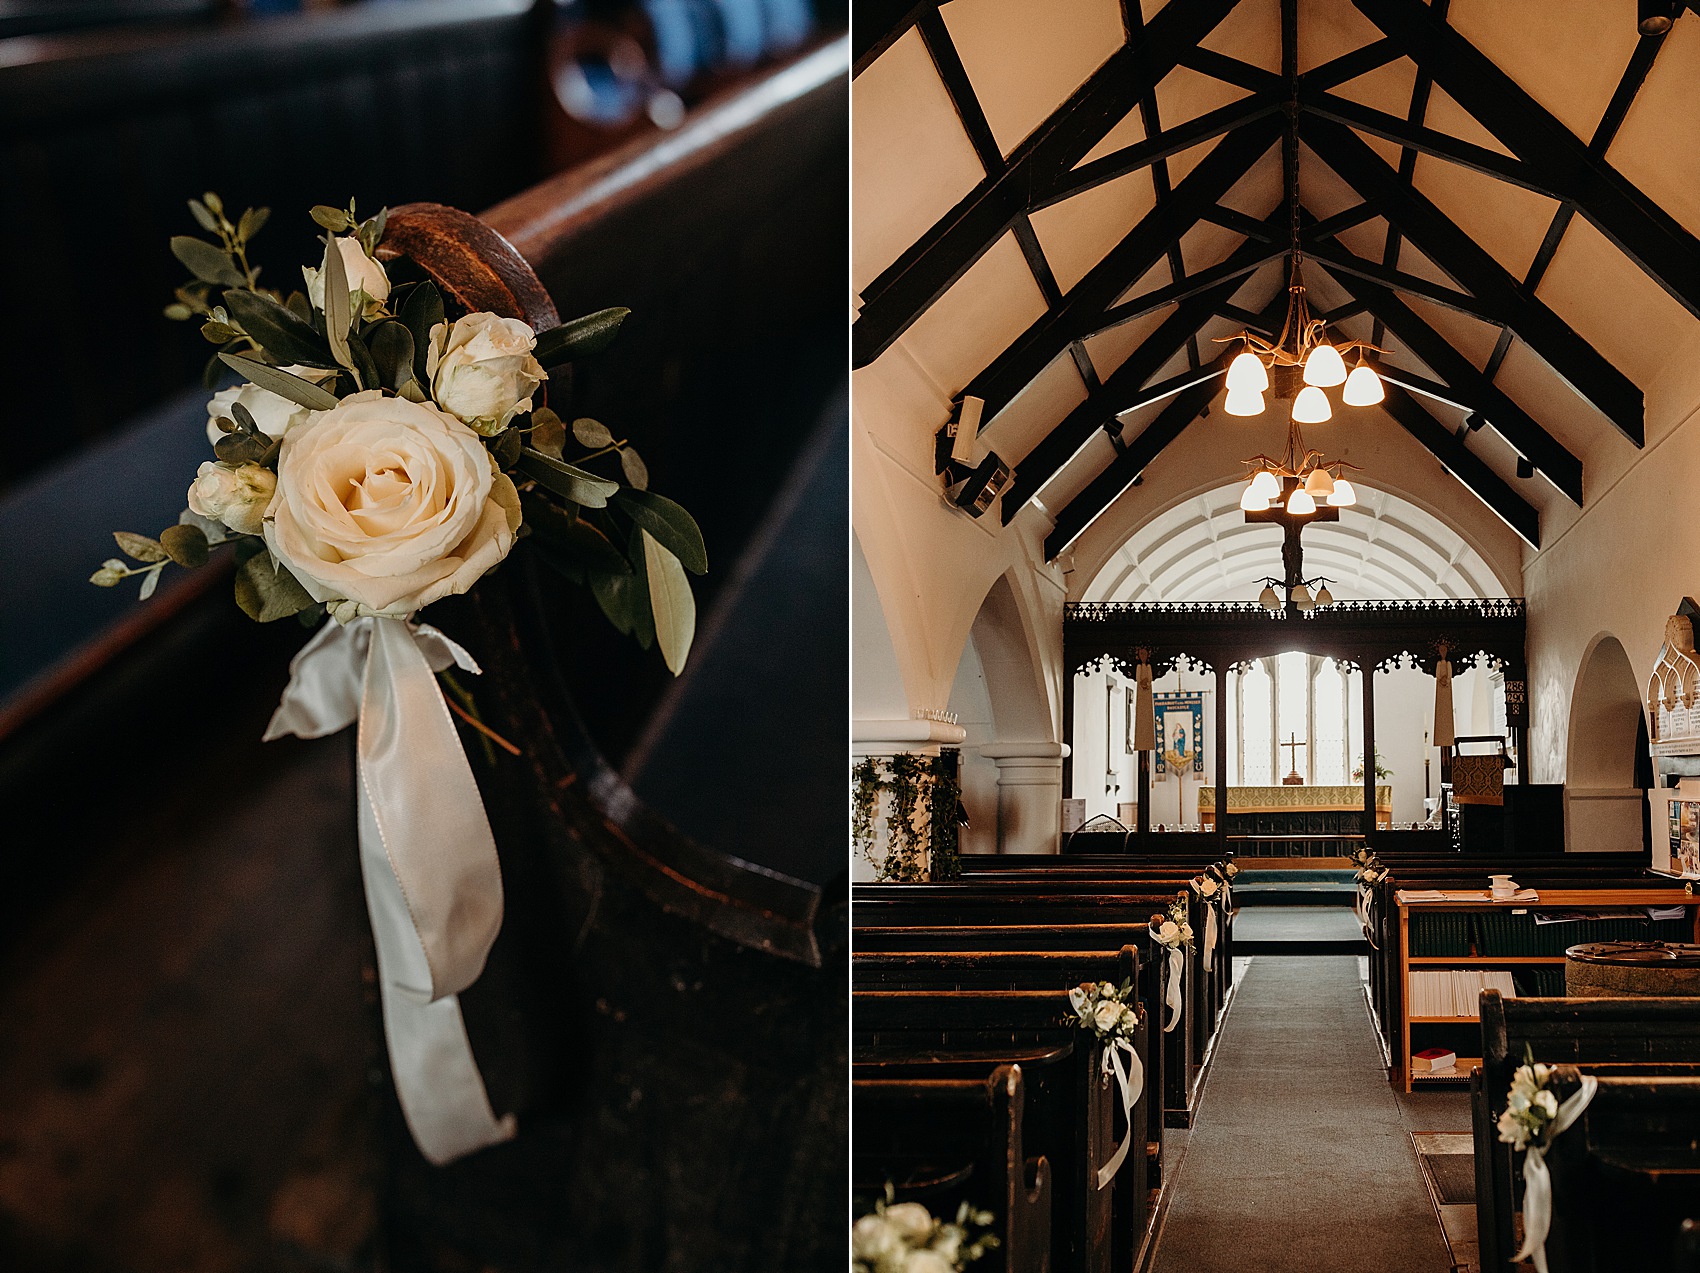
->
[946,635,1001,857]
[1068,664,1217,828]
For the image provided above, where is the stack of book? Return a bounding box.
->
[1412,1046,1458,1072]
[1408,969,1519,1018]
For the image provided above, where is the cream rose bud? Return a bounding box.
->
[881,1203,935,1244]
[1093,1000,1123,1032]
[426,312,548,435]
[851,1215,901,1264]
[205,368,336,446]
[264,390,521,618]
[302,237,391,318]
[1159,921,1180,943]
[187,461,275,536]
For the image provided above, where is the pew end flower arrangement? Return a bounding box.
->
[86,195,706,1167]
[1496,1051,1596,1272]
[1068,979,1146,1185]
[852,1186,997,1273]
[1148,896,1193,1035]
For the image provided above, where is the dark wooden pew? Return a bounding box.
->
[1473,992,1700,1272]
[855,988,1150,1273]
[1542,1070,1700,1273]
[854,1062,1051,1273]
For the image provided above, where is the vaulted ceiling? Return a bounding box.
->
[852,0,1700,586]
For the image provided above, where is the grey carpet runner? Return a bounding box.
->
[1152,956,1453,1273]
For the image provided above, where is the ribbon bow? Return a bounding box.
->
[1095,1035,1145,1189]
[266,615,516,1165]
[1514,1075,1597,1273]
[1202,900,1219,973]
[1150,937,1185,1034]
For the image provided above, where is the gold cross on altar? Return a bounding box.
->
[1281,733,1306,786]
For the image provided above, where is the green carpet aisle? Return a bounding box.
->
[1151,956,1454,1273]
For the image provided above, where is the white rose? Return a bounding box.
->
[906,1251,955,1273]
[881,1202,935,1244]
[264,390,520,618]
[302,236,391,318]
[1094,1000,1123,1032]
[205,367,337,446]
[426,312,547,435]
[1158,921,1179,944]
[852,1215,902,1264]
[1180,923,1194,942]
[1533,1089,1558,1117]
[1119,1004,1139,1031]
[187,461,276,536]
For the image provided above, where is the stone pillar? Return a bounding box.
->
[979,742,1071,855]
[851,720,968,881]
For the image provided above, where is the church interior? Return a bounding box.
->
[852,1,1700,1270]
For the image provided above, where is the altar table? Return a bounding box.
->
[1198,784,1393,830]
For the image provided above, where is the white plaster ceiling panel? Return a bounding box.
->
[1490,335,1628,471]
[899,231,1048,395]
[1219,144,1285,217]
[1112,397,1166,439]
[1178,217,1245,278]
[1373,327,1444,385]
[1109,259,1177,311]
[1447,0,1640,148]
[1409,153,1559,281]
[1334,214,1392,262]
[1329,56,1418,117]
[1078,106,1147,167]
[1156,68,1254,184]
[1300,143,1369,220]
[1027,166,1159,291]
[1227,261,1287,317]
[852,28,987,293]
[1296,0,1386,73]
[1536,214,1700,389]
[940,0,1126,158]
[1293,262,1352,314]
[1400,294,1502,371]
[1199,0,1282,73]
[1391,240,1464,291]
[1083,303,1177,381]
[1422,85,1516,159]
[1034,427,1121,518]
[981,349,1089,464]
[1607,16,1700,239]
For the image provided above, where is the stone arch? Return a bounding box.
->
[1565,633,1650,853]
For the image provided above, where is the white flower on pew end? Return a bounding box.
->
[205,368,337,445]
[1221,861,1240,879]
[1093,999,1123,1032]
[1193,874,1220,898]
[264,390,521,619]
[426,312,548,436]
[303,236,391,318]
[1497,1058,1564,1151]
[187,461,275,536]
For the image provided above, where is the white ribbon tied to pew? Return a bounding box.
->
[1202,902,1218,973]
[1095,1036,1145,1189]
[265,615,517,1166]
[1152,940,1184,1033]
[1513,1075,1597,1273]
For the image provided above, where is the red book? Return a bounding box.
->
[1413,1047,1458,1072]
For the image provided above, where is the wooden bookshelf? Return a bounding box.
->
[1394,888,1700,1091]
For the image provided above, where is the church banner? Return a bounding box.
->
[1152,691,1205,776]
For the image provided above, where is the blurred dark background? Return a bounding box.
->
[0,1,847,1268]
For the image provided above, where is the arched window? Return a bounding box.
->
[1275,651,1309,781]
[1239,661,1274,785]
[1314,658,1348,785]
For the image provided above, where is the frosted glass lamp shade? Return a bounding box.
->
[1328,478,1357,507]
[1342,362,1385,406]
[1303,342,1348,387]
[1250,469,1281,500]
[1259,584,1281,611]
[1226,350,1270,393]
[1292,385,1332,423]
[1224,387,1265,417]
[1287,488,1317,515]
[1290,584,1314,610]
[1239,485,1270,512]
[1303,468,1335,497]
[1315,586,1333,606]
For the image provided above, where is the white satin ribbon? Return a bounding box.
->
[265,615,516,1165]
[1202,902,1218,973]
[1151,941,1184,1033]
[1095,1035,1146,1189]
[1514,1075,1597,1273]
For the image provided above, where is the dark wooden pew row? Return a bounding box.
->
[854,1062,1051,1273]
[854,946,1169,1188]
[1473,992,1700,1273]
[922,866,1236,1067]
[855,988,1150,1273]
[853,914,1200,1128]
[1542,1071,1700,1273]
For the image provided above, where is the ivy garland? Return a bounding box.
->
[852,757,882,870]
[852,751,958,882]
[929,748,963,880]
[883,753,929,882]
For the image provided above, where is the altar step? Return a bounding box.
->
[1232,904,1369,956]
[1233,868,1358,907]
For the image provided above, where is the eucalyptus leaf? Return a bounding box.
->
[285,292,312,324]
[490,428,522,471]
[534,307,631,366]
[202,191,223,215]
[592,561,653,649]
[572,417,613,448]
[160,523,210,568]
[237,206,269,241]
[171,236,244,287]
[214,433,271,464]
[114,531,167,563]
[400,281,444,388]
[641,530,694,675]
[189,199,219,233]
[90,565,125,587]
[310,205,351,231]
[524,496,630,574]
[519,449,621,508]
[530,408,566,458]
[222,289,331,366]
[229,401,259,434]
[619,446,649,490]
[219,355,340,410]
[398,378,428,403]
[234,550,316,622]
[322,235,353,372]
[163,303,193,321]
[138,567,161,601]
[613,489,706,574]
[345,329,379,392]
[201,321,241,344]
[366,320,415,392]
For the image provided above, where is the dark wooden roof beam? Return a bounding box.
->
[1177,46,1286,96]
[1299,36,1404,90]
[1200,204,1285,242]
[1304,201,1380,241]
[1085,242,1287,338]
[916,7,1003,172]
[853,0,936,77]
[1306,240,1505,326]
[852,0,1245,368]
[1380,381,1541,546]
